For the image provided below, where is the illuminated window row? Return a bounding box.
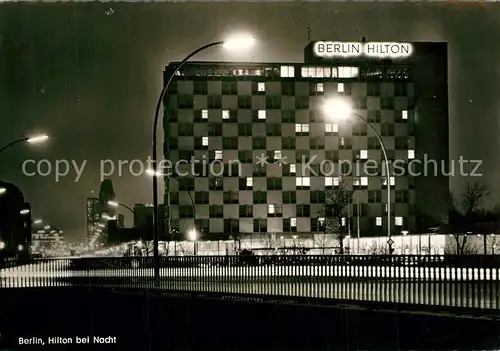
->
[376,216,404,226]
[300,66,359,79]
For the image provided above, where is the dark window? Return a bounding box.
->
[170,192,179,205]
[238,123,252,136]
[179,206,194,218]
[238,151,253,163]
[208,124,222,136]
[296,150,310,163]
[193,81,208,95]
[178,123,194,136]
[238,96,252,109]
[267,178,282,190]
[325,150,339,162]
[354,97,367,110]
[310,191,325,204]
[239,205,253,218]
[222,81,237,95]
[282,191,296,204]
[266,96,281,109]
[253,219,267,233]
[168,110,178,122]
[368,137,381,150]
[368,190,382,203]
[253,165,266,177]
[281,110,295,123]
[177,95,194,109]
[282,137,296,149]
[252,137,266,149]
[281,82,295,96]
[380,97,394,109]
[394,82,407,97]
[266,124,281,136]
[194,137,208,149]
[209,205,224,218]
[223,191,239,204]
[223,163,240,177]
[296,204,310,217]
[223,137,238,150]
[223,219,239,233]
[195,219,210,234]
[239,177,253,190]
[253,191,267,204]
[339,137,352,150]
[381,123,394,137]
[311,218,325,232]
[310,137,324,150]
[195,191,209,204]
[395,136,409,149]
[367,110,381,123]
[395,189,409,203]
[282,164,296,177]
[295,96,309,109]
[194,110,208,123]
[352,123,367,136]
[367,83,381,96]
[179,177,195,191]
[208,95,222,109]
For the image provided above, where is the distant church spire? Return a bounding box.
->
[307,24,312,42]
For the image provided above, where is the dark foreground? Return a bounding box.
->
[0,288,499,350]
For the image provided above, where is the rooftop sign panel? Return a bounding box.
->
[313,41,413,59]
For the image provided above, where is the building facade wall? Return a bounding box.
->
[163,42,448,240]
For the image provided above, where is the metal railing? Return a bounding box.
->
[1,255,499,311]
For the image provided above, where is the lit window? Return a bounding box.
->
[215,150,223,160]
[383,177,396,186]
[360,150,368,159]
[274,150,282,160]
[353,177,360,186]
[246,177,253,187]
[341,217,346,226]
[316,83,324,92]
[202,110,208,120]
[280,66,295,78]
[295,124,309,133]
[361,177,368,186]
[258,110,266,120]
[290,164,296,174]
[337,83,344,93]
[296,177,310,187]
[202,137,208,146]
[258,82,265,92]
[290,218,297,227]
[376,217,382,226]
[325,177,339,186]
[395,216,403,226]
[318,217,325,225]
[340,137,345,146]
[268,204,275,214]
[222,110,230,119]
[408,150,415,159]
[325,124,339,133]
[338,67,359,78]
[402,110,408,120]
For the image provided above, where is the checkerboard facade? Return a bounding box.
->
[163,49,448,239]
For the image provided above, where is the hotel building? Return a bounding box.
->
[162,40,449,240]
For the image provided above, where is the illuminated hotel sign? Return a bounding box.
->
[313,41,413,59]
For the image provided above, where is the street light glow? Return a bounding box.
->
[33,219,42,224]
[187,229,198,241]
[323,98,354,121]
[222,36,255,51]
[20,209,30,215]
[27,134,49,144]
[0,241,5,249]
[18,244,23,251]
[108,200,119,207]
[0,187,6,195]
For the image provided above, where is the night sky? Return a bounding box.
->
[0,3,498,241]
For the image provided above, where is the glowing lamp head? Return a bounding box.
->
[107,200,119,207]
[401,230,409,236]
[0,241,5,250]
[18,244,24,251]
[323,98,353,121]
[20,209,30,215]
[27,134,49,144]
[222,36,255,51]
[146,169,162,177]
[0,187,6,195]
[33,219,42,224]
[187,229,198,241]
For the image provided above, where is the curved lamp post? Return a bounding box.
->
[0,134,49,155]
[323,97,393,254]
[151,36,255,284]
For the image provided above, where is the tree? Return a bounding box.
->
[438,181,490,254]
[319,180,355,254]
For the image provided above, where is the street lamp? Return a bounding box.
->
[33,219,42,225]
[20,209,30,215]
[151,37,256,282]
[0,187,6,195]
[401,230,409,254]
[0,134,49,155]
[0,241,5,250]
[323,97,393,254]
